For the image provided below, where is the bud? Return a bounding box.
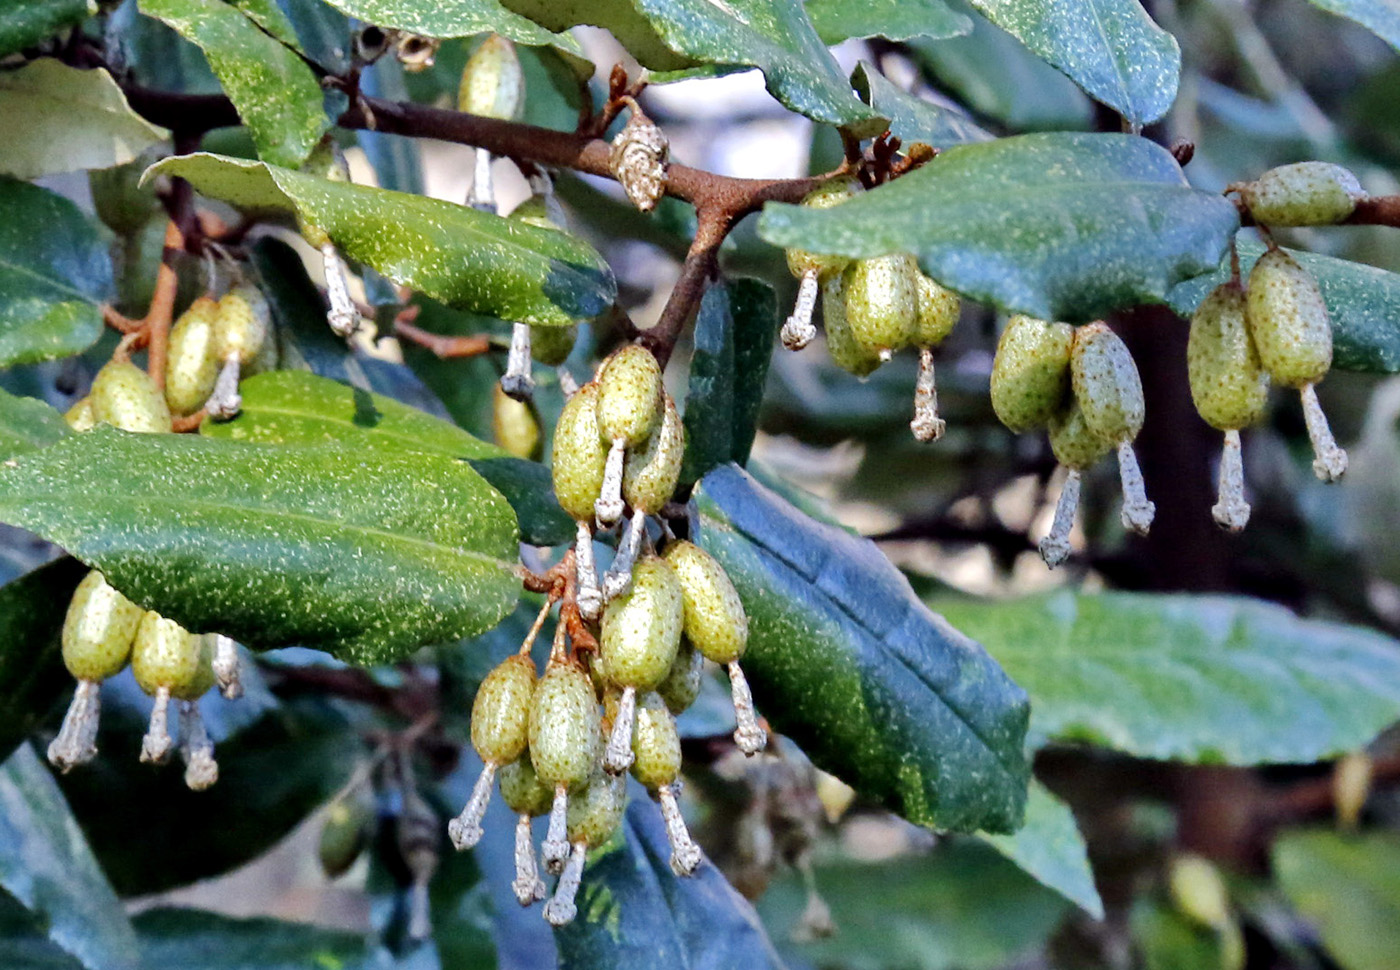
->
[610,104,668,213]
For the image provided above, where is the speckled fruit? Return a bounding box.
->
[1070,322,1145,443]
[214,285,271,364]
[91,360,172,434]
[630,692,681,792]
[622,393,685,514]
[492,383,542,460]
[913,273,960,347]
[656,639,703,715]
[530,324,576,366]
[1241,162,1363,227]
[65,397,95,432]
[990,315,1074,433]
[61,570,142,681]
[1048,399,1114,470]
[551,381,610,521]
[499,755,555,817]
[600,555,684,691]
[458,34,524,121]
[1245,248,1333,388]
[661,540,747,665]
[843,254,918,358]
[132,613,215,700]
[1188,282,1270,431]
[471,655,537,765]
[596,345,663,447]
[822,275,882,378]
[165,296,222,415]
[565,770,625,848]
[785,178,860,282]
[528,658,601,787]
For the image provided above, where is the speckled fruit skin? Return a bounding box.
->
[551,381,610,521]
[528,658,601,788]
[1241,162,1363,227]
[91,361,173,434]
[622,393,685,514]
[843,254,918,357]
[214,285,270,364]
[132,612,213,699]
[600,555,684,690]
[458,34,523,121]
[61,570,143,681]
[65,397,95,432]
[1188,282,1270,431]
[165,297,222,415]
[913,273,960,347]
[822,275,882,377]
[656,639,703,715]
[630,692,681,792]
[492,383,542,460]
[565,770,625,848]
[1048,399,1114,470]
[500,755,555,816]
[471,655,537,765]
[1245,248,1333,389]
[530,324,577,366]
[990,315,1074,433]
[785,177,860,281]
[596,345,663,447]
[661,540,748,665]
[1070,322,1145,442]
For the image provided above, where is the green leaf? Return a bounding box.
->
[0,744,142,970]
[0,62,167,180]
[965,0,1180,127]
[977,780,1103,919]
[202,370,573,546]
[0,389,68,462]
[502,0,888,135]
[148,152,615,326]
[135,909,382,970]
[805,0,972,43]
[0,427,521,664]
[695,464,1030,834]
[1130,898,1232,970]
[757,841,1070,970]
[556,799,785,969]
[0,0,90,57]
[851,61,992,148]
[681,278,777,485]
[322,0,583,50]
[1167,239,1400,374]
[1302,0,1400,51]
[936,590,1400,764]
[0,559,88,765]
[758,132,1239,323]
[0,179,111,367]
[1274,829,1400,970]
[140,0,329,169]
[226,0,300,47]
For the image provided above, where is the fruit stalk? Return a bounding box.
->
[1212,430,1251,532]
[321,242,358,338]
[1115,440,1156,535]
[910,346,945,442]
[502,322,534,400]
[1300,383,1348,481]
[512,814,547,905]
[603,684,638,774]
[728,661,767,755]
[212,634,242,699]
[47,680,102,771]
[781,268,819,350]
[178,700,218,790]
[543,841,587,926]
[140,685,174,764]
[658,784,701,875]
[447,761,496,849]
[1039,469,1081,568]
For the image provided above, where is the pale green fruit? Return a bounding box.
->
[528,658,601,788]
[471,655,537,766]
[822,275,882,377]
[1048,399,1114,470]
[565,770,626,848]
[596,345,663,447]
[843,254,918,359]
[1245,248,1333,388]
[656,639,703,715]
[661,540,747,665]
[913,273,960,347]
[630,692,682,792]
[132,612,215,700]
[785,177,860,281]
[1241,162,1363,227]
[458,34,524,120]
[1070,322,1145,443]
[990,315,1075,433]
[61,570,142,681]
[600,555,684,690]
[89,148,163,237]
[214,285,271,364]
[164,296,222,415]
[1187,282,1270,431]
[622,392,685,514]
[551,381,610,521]
[530,324,576,366]
[318,791,374,878]
[499,755,555,817]
[1168,853,1233,930]
[297,139,350,248]
[509,193,567,232]
[64,397,95,432]
[492,383,542,460]
[91,361,173,434]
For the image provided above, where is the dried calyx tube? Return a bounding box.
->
[781,177,860,350]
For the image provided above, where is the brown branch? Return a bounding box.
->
[145,220,183,390]
[171,409,206,432]
[394,319,493,358]
[643,207,731,368]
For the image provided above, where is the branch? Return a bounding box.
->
[643,208,731,368]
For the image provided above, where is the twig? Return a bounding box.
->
[394,320,494,359]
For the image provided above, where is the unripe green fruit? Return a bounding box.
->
[913,273,960,347]
[132,612,215,700]
[1240,162,1363,227]
[622,392,685,514]
[528,658,601,788]
[600,555,684,691]
[1168,853,1232,930]
[630,692,681,792]
[164,296,222,415]
[492,383,542,460]
[1070,322,1145,442]
[508,193,567,232]
[61,570,142,681]
[822,275,882,377]
[596,345,663,447]
[88,149,163,237]
[661,540,747,665]
[318,792,374,878]
[214,285,271,364]
[471,654,537,766]
[1048,399,1114,470]
[990,315,1075,433]
[1245,248,1333,388]
[843,254,918,359]
[1187,282,1270,431]
[785,177,860,281]
[656,639,703,715]
[530,324,576,366]
[552,381,610,521]
[91,361,173,434]
[565,770,625,848]
[499,755,555,817]
[65,397,95,432]
[458,34,524,121]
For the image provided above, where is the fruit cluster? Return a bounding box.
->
[165,283,275,419]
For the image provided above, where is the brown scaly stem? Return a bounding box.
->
[394,319,494,359]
